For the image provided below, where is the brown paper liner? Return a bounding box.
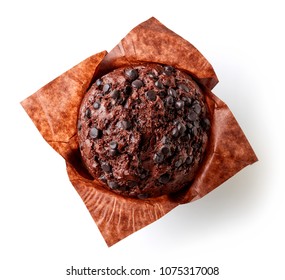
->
[21,17,257,246]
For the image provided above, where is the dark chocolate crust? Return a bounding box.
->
[77,63,210,198]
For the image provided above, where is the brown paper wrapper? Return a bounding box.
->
[21,17,257,246]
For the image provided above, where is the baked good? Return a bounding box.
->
[21,17,258,246]
[77,63,211,198]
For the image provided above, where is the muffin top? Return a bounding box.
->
[77,63,211,198]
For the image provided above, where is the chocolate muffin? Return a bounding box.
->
[77,63,211,198]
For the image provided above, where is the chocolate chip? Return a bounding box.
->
[140,173,148,179]
[101,162,111,173]
[119,120,131,130]
[96,79,103,86]
[99,175,107,183]
[187,111,198,121]
[137,194,149,199]
[155,80,164,89]
[160,145,170,155]
[168,88,177,97]
[177,122,187,135]
[172,127,179,137]
[103,83,111,93]
[182,96,192,105]
[193,103,202,115]
[85,108,91,118]
[109,149,118,156]
[201,118,211,130]
[138,168,149,179]
[110,89,120,100]
[158,173,170,184]
[109,141,118,149]
[125,69,138,81]
[186,122,193,129]
[178,83,190,93]
[147,72,158,80]
[153,153,164,164]
[168,147,175,157]
[131,79,143,89]
[164,65,174,72]
[165,96,174,106]
[186,156,193,165]
[93,102,100,109]
[89,127,100,138]
[193,142,201,151]
[161,136,169,144]
[159,91,167,99]
[175,100,185,110]
[191,127,198,136]
[194,120,200,128]
[145,90,156,101]
[124,85,132,95]
[175,159,183,168]
[163,65,174,76]
[108,181,119,189]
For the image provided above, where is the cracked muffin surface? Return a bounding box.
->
[77,63,211,198]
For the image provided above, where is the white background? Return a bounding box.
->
[1,0,284,279]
